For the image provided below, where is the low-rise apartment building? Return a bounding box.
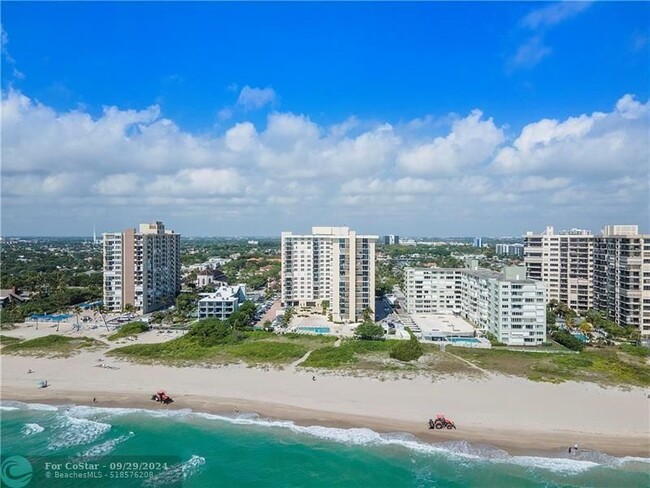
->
[405,265,546,346]
[198,284,247,320]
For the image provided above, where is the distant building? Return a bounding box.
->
[198,284,247,320]
[495,243,525,258]
[405,265,546,346]
[383,235,400,245]
[0,287,30,309]
[473,237,483,248]
[196,268,228,288]
[103,221,181,313]
[594,225,649,335]
[281,226,377,322]
[523,226,593,313]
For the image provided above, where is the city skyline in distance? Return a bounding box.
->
[1,2,648,236]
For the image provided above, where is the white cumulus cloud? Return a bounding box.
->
[491,94,649,176]
[397,110,504,175]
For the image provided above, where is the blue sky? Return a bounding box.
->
[1,2,649,236]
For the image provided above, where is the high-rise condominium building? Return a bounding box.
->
[281,226,377,323]
[495,243,525,258]
[594,225,650,335]
[473,237,483,248]
[523,226,593,312]
[103,221,181,313]
[405,265,546,346]
[383,235,400,245]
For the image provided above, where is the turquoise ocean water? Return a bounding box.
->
[1,401,648,487]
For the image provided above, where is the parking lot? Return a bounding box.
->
[254,295,281,325]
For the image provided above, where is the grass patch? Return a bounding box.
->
[109,333,312,366]
[3,335,106,357]
[0,335,23,346]
[300,346,356,368]
[618,344,650,358]
[283,333,337,344]
[108,337,225,363]
[107,322,149,341]
[224,341,307,364]
[345,339,394,354]
[447,345,650,387]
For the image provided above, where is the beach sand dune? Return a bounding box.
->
[1,347,648,457]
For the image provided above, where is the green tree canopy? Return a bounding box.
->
[389,337,424,361]
[354,322,384,341]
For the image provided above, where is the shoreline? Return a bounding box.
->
[3,389,649,458]
[1,333,648,460]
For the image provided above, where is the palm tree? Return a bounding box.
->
[123,303,136,316]
[579,321,593,341]
[73,306,83,332]
[96,305,110,332]
[362,306,373,323]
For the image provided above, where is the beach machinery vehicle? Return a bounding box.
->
[428,414,456,430]
[151,389,174,404]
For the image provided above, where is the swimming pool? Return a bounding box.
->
[447,337,480,344]
[572,332,588,342]
[29,313,73,322]
[297,326,331,335]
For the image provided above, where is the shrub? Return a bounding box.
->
[390,338,424,362]
[107,322,149,341]
[485,332,505,347]
[187,319,241,346]
[551,330,585,351]
[354,322,385,341]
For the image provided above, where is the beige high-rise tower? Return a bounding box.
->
[523,226,594,312]
[103,221,181,313]
[594,225,650,335]
[281,226,377,323]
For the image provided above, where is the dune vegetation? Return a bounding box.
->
[2,334,106,357]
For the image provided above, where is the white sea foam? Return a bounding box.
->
[189,412,628,475]
[21,423,45,436]
[54,404,650,475]
[66,405,193,421]
[25,403,59,411]
[48,416,112,450]
[142,455,206,486]
[0,406,19,411]
[75,432,135,459]
[0,401,59,411]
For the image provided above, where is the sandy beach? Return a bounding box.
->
[1,324,649,458]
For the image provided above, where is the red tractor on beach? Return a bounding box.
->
[428,414,456,430]
[151,389,174,404]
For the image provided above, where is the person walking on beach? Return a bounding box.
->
[312,376,316,381]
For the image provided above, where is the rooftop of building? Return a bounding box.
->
[282,226,378,239]
[410,314,476,337]
[199,284,246,301]
[406,265,535,283]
